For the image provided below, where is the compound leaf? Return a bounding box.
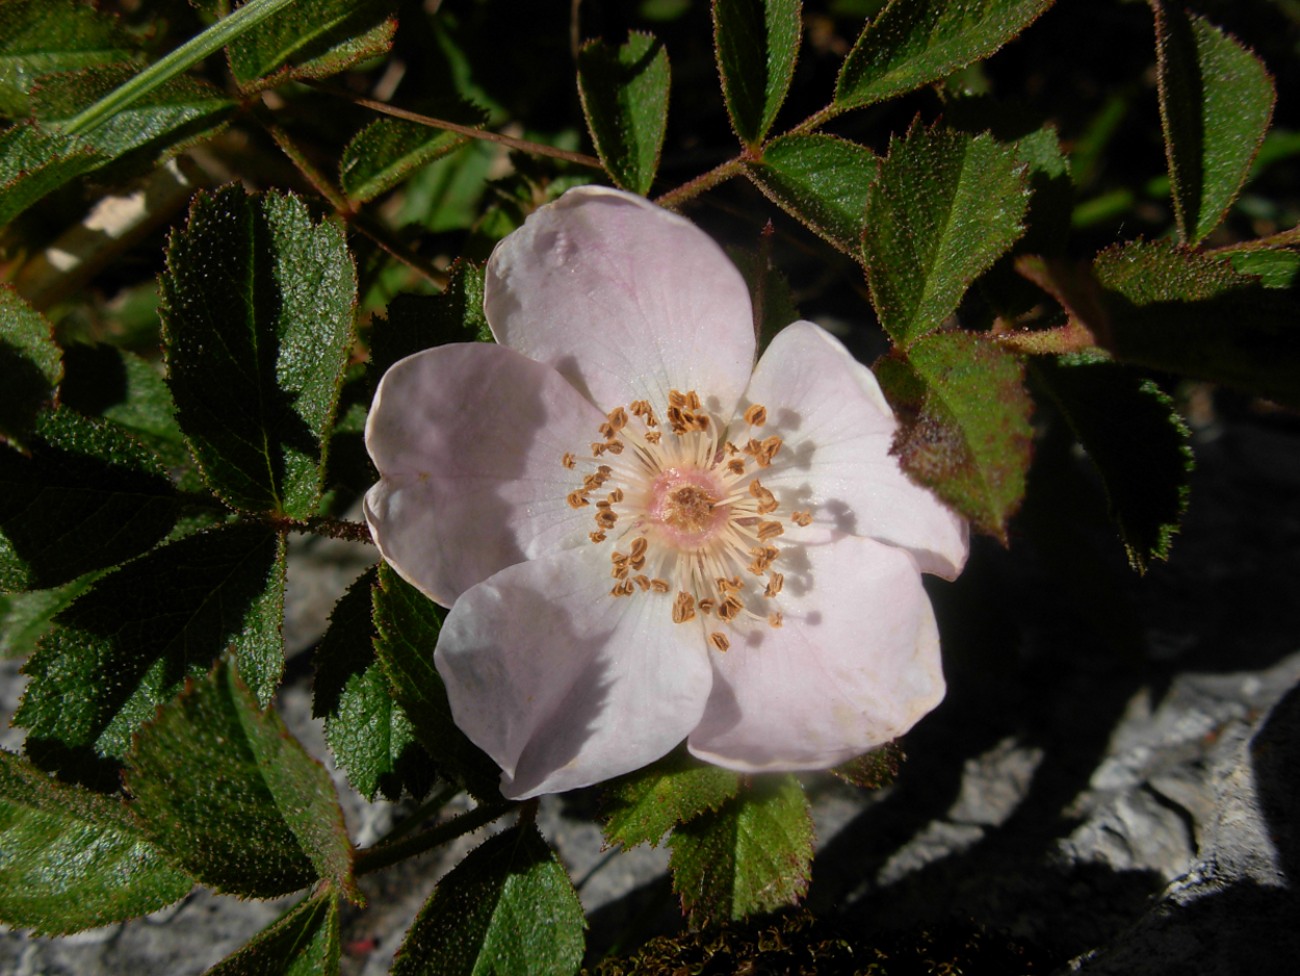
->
[577,31,670,196]
[602,749,741,849]
[713,0,802,147]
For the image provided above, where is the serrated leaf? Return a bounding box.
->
[372,562,500,800]
[368,262,489,390]
[577,31,670,196]
[874,330,1033,540]
[197,0,396,94]
[835,0,1055,110]
[204,892,340,976]
[0,407,180,592]
[1228,248,1300,289]
[713,0,802,147]
[862,123,1028,345]
[160,185,357,517]
[0,120,105,228]
[16,523,286,788]
[667,775,813,927]
[127,656,356,901]
[746,133,876,254]
[391,824,585,976]
[1033,354,1192,573]
[340,100,488,205]
[0,0,141,118]
[1154,3,1275,245]
[0,574,95,659]
[1090,240,1300,408]
[830,741,903,789]
[728,242,801,354]
[602,749,741,849]
[0,285,62,447]
[0,749,192,935]
[314,567,434,802]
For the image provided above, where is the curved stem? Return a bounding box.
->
[353,801,516,877]
[653,157,747,211]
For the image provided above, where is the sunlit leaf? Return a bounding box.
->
[713,0,802,147]
[0,749,192,935]
[391,824,585,976]
[340,100,488,205]
[127,656,356,901]
[602,749,740,849]
[578,31,670,195]
[1154,2,1275,245]
[0,285,61,448]
[204,892,340,976]
[668,775,813,927]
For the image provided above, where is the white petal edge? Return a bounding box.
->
[687,535,945,771]
[364,343,607,607]
[485,186,757,419]
[734,321,969,579]
[435,546,714,799]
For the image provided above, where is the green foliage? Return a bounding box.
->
[862,123,1028,345]
[126,656,357,901]
[746,133,877,254]
[831,741,903,789]
[160,185,357,517]
[0,0,141,118]
[0,407,180,592]
[713,0,802,148]
[391,823,585,976]
[16,524,286,786]
[875,330,1034,541]
[0,749,192,935]
[1153,3,1275,245]
[727,243,801,353]
[204,892,341,975]
[835,0,1055,110]
[0,121,104,228]
[314,567,434,802]
[601,749,741,849]
[577,32,671,196]
[0,575,94,659]
[0,285,61,448]
[372,562,501,800]
[1228,247,1300,289]
[668,775,814,927]
[341,101,489,205]
[1034,353,1192,573]
[1092,241,1300,408]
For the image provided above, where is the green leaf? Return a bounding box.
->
[728,242,801,354]
[0,407,180,592]
[0,285,62,448]
[340,101,488,205]
[0,749,192,935]
[0,0,141,118]
[16,523,286,787]
[1228,248,1300,290]
[830,741,903,789]
[874,330,1033,540]
[372,562,501,800]
[127,656,356,901]
[1091,240,1300,408]
[203,892,340,976]
[835,0,1055,110]
[862,123,1028,345]
[160,185,357,517]
[391,824,585,976]
[368,261,489,391]
[0,121,105,229]
[199,0,397,94]
[0,574,95,659]
[713,0,802,147]
[577,31,670,196]
[746,133,877,254]
[1033,353,1192,573]
[314,567,434,802]
[667,775,813,927]
[602,749,741,849]
[1153,3,1275,245]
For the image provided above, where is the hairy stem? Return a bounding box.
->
[353,801,517,876]
[654,157,747,211]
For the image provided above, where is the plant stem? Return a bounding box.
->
[653,157,746,211]
[305,81,605,170]
[60,0,299,137]
[353,801,516,877]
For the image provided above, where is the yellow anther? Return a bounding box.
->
[672,592,696,624]
[764,572,784,598]
[791,510,813,526]
[710,631,730,652]
[567,491,590,509]
[757,520,784,541]
[561,452,577,469]
[744,404,767,427]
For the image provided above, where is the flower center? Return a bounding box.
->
[562,389,815,651]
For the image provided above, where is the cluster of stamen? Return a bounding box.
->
[563,388,813,651]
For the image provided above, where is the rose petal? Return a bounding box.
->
[364,343,607,606]
[734,321,968,579]
[436,546,714,799]
[485,186,756,419]
[687,535,944,771]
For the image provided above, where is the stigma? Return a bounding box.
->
[563,389,804,649]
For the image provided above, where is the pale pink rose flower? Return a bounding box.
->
[364,186,968,800]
